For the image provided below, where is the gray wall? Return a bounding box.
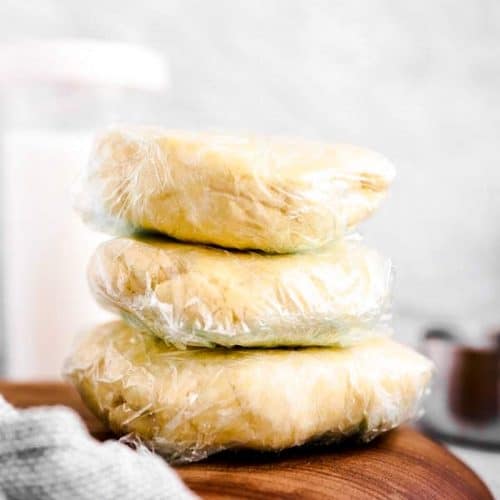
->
[3,0,500,342]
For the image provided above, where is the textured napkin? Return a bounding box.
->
[0,396,196,500]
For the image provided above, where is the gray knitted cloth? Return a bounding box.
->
[0,396,196,500]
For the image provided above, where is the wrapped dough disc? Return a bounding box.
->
[88,236,392,348]
[76,126,395,252]
[65,321,433,463]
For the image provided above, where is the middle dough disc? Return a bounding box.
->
[89,236,391,348]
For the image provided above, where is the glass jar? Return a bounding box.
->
[0,39,168,378]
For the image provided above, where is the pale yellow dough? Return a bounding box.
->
[65,321,433,463]
[88,236,392,348]
[76,126,395,252]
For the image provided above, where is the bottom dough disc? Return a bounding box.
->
[65,321,433,463]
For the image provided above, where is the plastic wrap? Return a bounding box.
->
[88,235,392,348]
[75,126,395,253]
[65,321,433,463]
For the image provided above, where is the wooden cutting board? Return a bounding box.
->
[0,381,493,500]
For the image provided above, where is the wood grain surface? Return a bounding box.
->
[0,381,493,500]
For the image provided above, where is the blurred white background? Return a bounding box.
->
[1,0,500,375]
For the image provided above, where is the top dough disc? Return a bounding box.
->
[76,126,395,253]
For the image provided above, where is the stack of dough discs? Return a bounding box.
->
[68,126,432,464]
[87,235,392,348]
[75,126,395,253]
[65,321,433,463]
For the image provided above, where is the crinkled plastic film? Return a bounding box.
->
[88,235,393,348]
[75,126,395,253]
[64,321,433,464]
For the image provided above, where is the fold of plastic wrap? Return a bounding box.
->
[75,126,395,253]
[88,236,392,348]
[65,321,433,464]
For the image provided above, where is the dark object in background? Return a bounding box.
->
[449,347,498,423]
[422,327,500,448]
